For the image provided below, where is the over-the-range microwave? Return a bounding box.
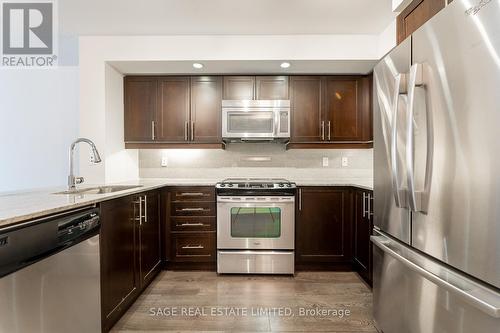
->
[221,100,290,142]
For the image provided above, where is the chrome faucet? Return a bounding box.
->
[68,138,102,191]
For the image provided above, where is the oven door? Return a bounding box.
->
[222,108,277,138]
[217,196,295,250]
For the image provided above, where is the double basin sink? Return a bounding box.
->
[54,185,142,195]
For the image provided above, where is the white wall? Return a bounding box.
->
[0,68,79,191]
[104,64,139,183]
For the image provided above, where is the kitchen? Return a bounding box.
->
[0,0,499,332]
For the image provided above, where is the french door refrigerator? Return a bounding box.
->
[372,0,500,332]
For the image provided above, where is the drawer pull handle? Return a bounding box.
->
[180,223,205,226]
[178,193,205,196]
[181,245,204,249]
[179,208,206,212]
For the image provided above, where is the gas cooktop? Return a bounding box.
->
[216,178,296,189]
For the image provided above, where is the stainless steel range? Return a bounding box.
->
[216,178,296,274]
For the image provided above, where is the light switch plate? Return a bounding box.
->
[341,156,349,167]
[322,157,329,167]
[161,156,168,167]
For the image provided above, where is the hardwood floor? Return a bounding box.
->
[111,271,377,332]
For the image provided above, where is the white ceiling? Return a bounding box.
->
[59,0,395,36]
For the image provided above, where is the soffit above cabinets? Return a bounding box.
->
[108,60,377,75]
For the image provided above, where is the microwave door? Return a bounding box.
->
[222,109,275,138]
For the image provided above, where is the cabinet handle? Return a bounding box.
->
[180,223,205,227]
[362,192,366,218]
[151,121,155,140]
[184,121,189,141]
[368,193,373,220]
[182,245,204,249]
[179,207,205,212]
[321,121,325,141]
[134,197,143,225]
[144,195,148,223]
[178,192,205,197]
[298,188,302,211]
[190,121,194,141]
[327,121,331,141]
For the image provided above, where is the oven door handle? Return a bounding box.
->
[217,197,294,203]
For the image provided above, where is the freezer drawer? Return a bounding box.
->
[372,231,500,333]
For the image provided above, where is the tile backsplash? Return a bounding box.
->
[139,144,373,180]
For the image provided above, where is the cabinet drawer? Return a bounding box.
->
[170,187,215,202]
[171,233,216,262]
[171,216,215,232]
[171,202,215,216]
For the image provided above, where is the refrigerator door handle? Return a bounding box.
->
[390,73,407,208]
[406,63,433,213]
[406,63,423,212]
[371,233,500,318]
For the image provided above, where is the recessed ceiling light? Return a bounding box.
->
[280,62,291,69]
[192,63,204,69]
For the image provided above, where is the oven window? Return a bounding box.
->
[230,207,281,238]
[227,112,274,133]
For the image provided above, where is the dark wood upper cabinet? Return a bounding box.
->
[124,74,371,148]
[139,191,161,287]
[397,0,447,44]
[223,76,255,100]
[157,77,190,142]
[124,77,157,142]
[190,76,222,143]
[290,76,323,142]
[323,77,371,141]
[100,195,138,331]
[296,187,351,266]
[255,76,289,100]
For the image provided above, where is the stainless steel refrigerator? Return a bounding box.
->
[372,0,500,332]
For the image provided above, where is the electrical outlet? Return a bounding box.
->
[322,157,329,167]
[341,156,349,167]
[161,156,168,167]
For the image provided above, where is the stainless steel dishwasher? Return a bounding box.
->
[0,207,101,333]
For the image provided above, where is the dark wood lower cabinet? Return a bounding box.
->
[352,189,373,285]
[165,186,217,270]
[100,190,161,332]
[100,195,138,332]
[296,187,352,270]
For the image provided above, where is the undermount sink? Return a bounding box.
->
[54,185,143,195]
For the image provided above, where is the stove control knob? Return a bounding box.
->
[220,184,225,187]
[287,184,292,187]
[228,184,233,187]
[279,183,284,187]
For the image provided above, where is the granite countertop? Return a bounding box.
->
[0,178,372,229]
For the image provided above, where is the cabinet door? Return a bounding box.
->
[223,76,255,100]
[396,0,445,44]
[190,76,222,142]
[255,76,289,100]
[353,190,371,276]
[124,77,157,142]
[290,76,323,142]
[296,187,351,264]
[139,191,161,288]
[157,77,190,141]
[100,195,138,327]
[323,77,364,141]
